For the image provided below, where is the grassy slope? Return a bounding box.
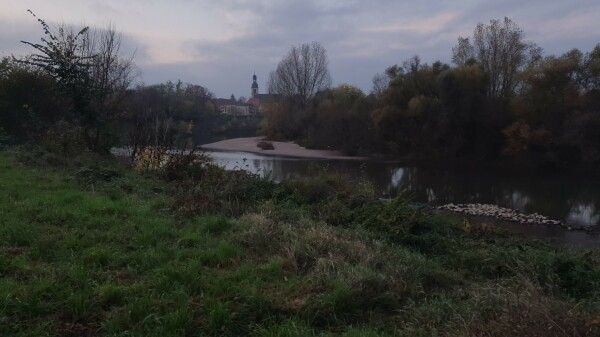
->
[0,151,599,336]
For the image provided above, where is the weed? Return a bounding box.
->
[98,285,128,308]
[205,300,234,334]
[252,319,316,337]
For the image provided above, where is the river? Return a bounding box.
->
[206,150,600,247]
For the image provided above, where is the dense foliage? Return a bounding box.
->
[261,18,600,165]
[1,15,598,166]
[0,14,257,159]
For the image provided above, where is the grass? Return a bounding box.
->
[0,149,599,336]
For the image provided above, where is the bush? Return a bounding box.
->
[168,162,276,216]
[257,141,275,150]
[277,171,375,206]
[0,127,13,148]
[160,150,211,181]
[75,164,122,185]
[355,196,426,237]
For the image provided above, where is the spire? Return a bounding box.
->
[251,71,258,98]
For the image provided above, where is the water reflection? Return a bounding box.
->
[206,151,600,229]
[567,204,600,226]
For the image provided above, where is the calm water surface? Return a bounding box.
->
[207,150,600,246]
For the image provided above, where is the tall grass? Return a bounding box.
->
[1,149,599,336]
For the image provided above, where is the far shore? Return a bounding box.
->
[199,137,367,160]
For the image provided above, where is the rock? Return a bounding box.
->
[436,203,566,229]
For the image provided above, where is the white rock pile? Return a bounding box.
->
[437,203,563,227]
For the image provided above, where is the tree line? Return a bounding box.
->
[0,11,259,161]
[1,14,598,166]
[263,18,600,165]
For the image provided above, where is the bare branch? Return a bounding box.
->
[267,41,331,106]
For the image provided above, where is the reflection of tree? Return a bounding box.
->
[385,165,600,226]
[207,151,600,227]
[567,204,600,227]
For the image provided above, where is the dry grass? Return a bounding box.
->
[459,277,597,337]
[232,213,462,322]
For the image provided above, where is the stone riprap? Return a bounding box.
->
[437,203,566,227]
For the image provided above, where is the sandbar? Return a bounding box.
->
[199,137,366,160]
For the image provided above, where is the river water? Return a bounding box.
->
[206,150,600,247]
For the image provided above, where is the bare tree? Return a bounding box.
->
[454,17,536,100]
[267,41,331,106]
[83,26,136,117]
[371,72,390,100]
[475,18,534,99]
[79,25,138,151]
[451,37,475,67]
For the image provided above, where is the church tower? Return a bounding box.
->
[251,73,258,98]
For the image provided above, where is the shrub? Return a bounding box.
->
[356,196,426,237]
[257,141,275,150]
[315,199,353,226]
[552,254,600,297]
[160,150,211,181]
[0,127,12,147]
[278,171,375,206]
[169,163,276,216]
[75,164,121,185]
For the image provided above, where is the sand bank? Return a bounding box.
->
[199,137,366,160]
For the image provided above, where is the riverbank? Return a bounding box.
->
[200,136,367,160]
[3,148,599,336]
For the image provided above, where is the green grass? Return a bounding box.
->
[0,150,599,336]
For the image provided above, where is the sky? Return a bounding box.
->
[1,0,599,99]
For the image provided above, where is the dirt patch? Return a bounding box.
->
[54,322,97,337]
[2,247,28,256]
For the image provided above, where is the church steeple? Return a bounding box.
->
[251,72,258,98]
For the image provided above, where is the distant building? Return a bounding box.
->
[251,73,259,97]
[247,73,279,113]
[213,94,255,117]
[212,73,279,116]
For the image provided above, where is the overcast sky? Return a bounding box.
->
[1,0,599,99]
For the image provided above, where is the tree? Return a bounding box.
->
[454,17,536,100]
[19,10,137,152]
[81,25,137,151]
[18,10,92,111]
[307,85,373,155]
[372,57,451,157]
[0,58,63,144]
[371,72,390,100]
[438,64,487,156]
[581,44,600,91]
[267,41,331,106]
[451,37,475,67]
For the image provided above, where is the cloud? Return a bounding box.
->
[0,14,44,58]
[362,12,460,35]
[2,0,600,98]
[522,7,600,49]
